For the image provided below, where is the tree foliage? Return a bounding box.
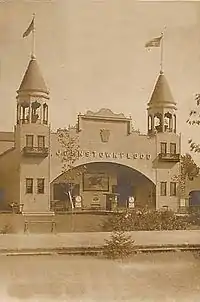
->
[57,126,80,177]
[103,230,135,259]
[172,153,199,198]
[180,154,199,181]
[187,93,200,152]
[56,126,86,205]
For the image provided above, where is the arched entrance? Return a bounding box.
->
[50,162,156,211]
[189,190,200,208]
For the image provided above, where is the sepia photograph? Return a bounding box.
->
[0,0,200,301]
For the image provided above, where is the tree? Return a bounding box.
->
[187,93,200,152]
[173,153,199,199]
[180,154,199,181]
[56,125,86,210]
[103,230,135,259]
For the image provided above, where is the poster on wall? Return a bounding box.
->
[83,173,109,192]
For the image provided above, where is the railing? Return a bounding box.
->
[18,119,29,124]
[158,153,180,162]
[23,146,49,157]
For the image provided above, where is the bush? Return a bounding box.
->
[187,208,200,227]
[103,230,135,259]
[102,209,189,232]
[0,224,13,234]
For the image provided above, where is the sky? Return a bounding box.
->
[0,0,200,160]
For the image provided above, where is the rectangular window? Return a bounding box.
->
[26,135,33,148]
[160,182,167,196]
[170,182,177,196]
[38,136,45,149]
[26,178,33,194]
[37,178,45,194]
[160,142,167,154]
[170,143,176,154]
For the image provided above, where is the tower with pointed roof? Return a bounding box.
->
[147,71,181,210]
[15,55,51,213]
[147,71,177,135]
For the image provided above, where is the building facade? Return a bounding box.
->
[0,56,183,213]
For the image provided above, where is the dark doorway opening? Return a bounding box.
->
[116,175,134,208]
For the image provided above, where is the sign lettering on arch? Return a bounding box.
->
[77,150,151,160]
[56,150,152,160]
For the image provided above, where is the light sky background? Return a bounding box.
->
[0,1,200,161]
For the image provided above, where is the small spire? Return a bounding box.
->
[17,58,49,94]
[148,72,176,108]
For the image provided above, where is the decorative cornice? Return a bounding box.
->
[83,108,129,120]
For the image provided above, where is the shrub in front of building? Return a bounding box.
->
[187,208,200,228]
[0,223,13,234]
[102,209,189,232]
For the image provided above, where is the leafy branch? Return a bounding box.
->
[56,126,86,207]
[186,94,200,152]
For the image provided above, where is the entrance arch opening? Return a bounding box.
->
[51,162,156,211]
[189,190,200,209]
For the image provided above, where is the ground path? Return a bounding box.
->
[0,230,199,254]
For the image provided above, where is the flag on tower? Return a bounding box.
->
[23,16,35,38]
[145,35,163,48]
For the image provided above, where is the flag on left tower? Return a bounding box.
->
[23,16,35,38]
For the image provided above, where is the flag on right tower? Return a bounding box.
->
[145,30,165,73]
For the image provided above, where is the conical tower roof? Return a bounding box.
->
[148,72,176,108]
[17,56,49,94]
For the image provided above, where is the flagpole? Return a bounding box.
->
[31,13,36,59]
[160,32,164,74]
[160,26,166,74]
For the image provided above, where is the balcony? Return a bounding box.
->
[158,153,180,162]
[23,146,49,157]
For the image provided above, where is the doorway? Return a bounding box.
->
[117,175,134,208]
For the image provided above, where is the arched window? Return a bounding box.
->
[154,113,162,132]
[31,101,41,123]
[43,103,48,125]
[173,114,176,133]
[148,115,152,132]
[164,112,172,132]
[21,102,30,124]
[16,104,20,124]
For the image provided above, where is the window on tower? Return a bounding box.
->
[160,182,167,196]
[43,103,48,125]
[38,136,45,149]
[170,143,176,155]
[37,178,45,194]
[26,135,34,148]
[170,182,177,196]
[164,112,172,132]
[148,115,153,132]
[31,101,41,123]
[160,142,167,154]
[154,113,162,132]
[21,102,30,124]
[173,115,177,133]
[26,178,33,194]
